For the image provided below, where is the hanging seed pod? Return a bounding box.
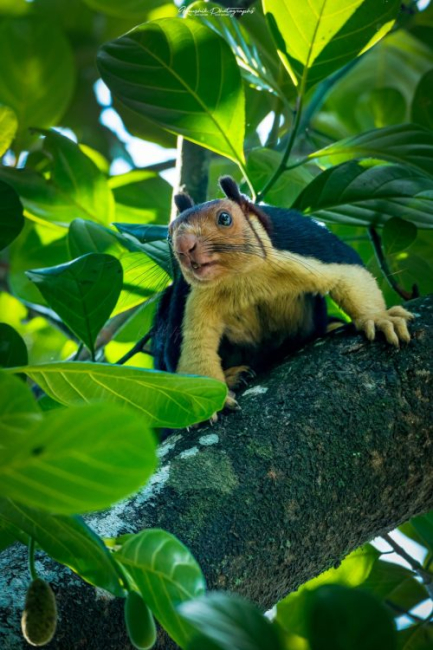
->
[21,578,57,647]
[125,590,157,649]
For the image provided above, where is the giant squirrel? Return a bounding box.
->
[152,176,413,411]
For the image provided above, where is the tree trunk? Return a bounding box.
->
[1,295,433,650]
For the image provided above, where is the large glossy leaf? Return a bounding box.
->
[293,162,433,228]
[0,105,17,155]
[0,499,124,596]
[0,402,157,514]
[412,70,433,131]
[179,592,284,650]
[0,179,24,252]
[306,585,397,650]
[114,224,172,277]
[116,529,206,648]
[187,1,284,98]
[0,371,41,438]
[277,545,380,638]
[109,170,172,225]
[309,124,433,178]
[382,217,417,254]
[362,560,428,612]
[247,149,313,208]
[68,220,171,314]
[263,0,399,90]
[41,130,114,225]
[27,253,123,356]
[0,17,74,141]
[0,323,27,368]
[11,362,227,428]
[98,18,245,164]
[324,31,433,135]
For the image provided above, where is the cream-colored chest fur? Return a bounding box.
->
[223,293,314,346]
[212,255,316,346]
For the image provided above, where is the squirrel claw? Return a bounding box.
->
[225,391,241,411]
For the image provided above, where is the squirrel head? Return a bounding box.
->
[170,177,271,286]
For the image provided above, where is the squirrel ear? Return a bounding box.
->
[174,193,194,213]
[219,176,243,203]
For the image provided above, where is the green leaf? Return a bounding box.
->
[68,220,171,314]
[0,17,75,142]
[124,591,157,650]
[109,171,172,225]
[398,624,433,650]
[0,323,27,369]
[277,545,380,638]
[11,362,228,428]
[0,499,125,596]
[83,0,166,20]
[324,30,433,136]
[113,298,159,344]
[114,226,172,277]
[0,179,24,252]
[0,371,40,439]
[362,560,428,612]
[117,529,206,648]
[7,224,70,305]
[263,0,399,90]
[187,1,284,99]
[41,130,115,225]
[26,253,123,356]
[293,162,433,228]
[113,223,169,244]
[383,217,417,254]
[0,402,157,514]
[0,517,28,552]
[97,18,245,164]
[410,512,433,551]
[308,124,433,178]
[412,70,433,131]
[179,592,284,650]
[247,149,313,208]
[306,585,397,650]
[355,88,406,131]
[0,105,18,155]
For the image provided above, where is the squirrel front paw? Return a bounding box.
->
[354,306,414,347]
[224,366,255,389]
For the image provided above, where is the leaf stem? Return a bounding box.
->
[368,227,418,301]
[116,330,153,365]
[383,533,433,599]
[28,537,37,581]
[256,94,304,202]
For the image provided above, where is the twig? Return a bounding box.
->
[382,533,433,599]
[115,330,153,365]
[368,227,419,301]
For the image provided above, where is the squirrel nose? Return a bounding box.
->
[176,234,197,257]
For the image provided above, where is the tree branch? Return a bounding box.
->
[1,295,433,650]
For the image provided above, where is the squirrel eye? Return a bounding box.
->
[217,211,233,227]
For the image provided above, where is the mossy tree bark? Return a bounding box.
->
[1,295,432,650]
